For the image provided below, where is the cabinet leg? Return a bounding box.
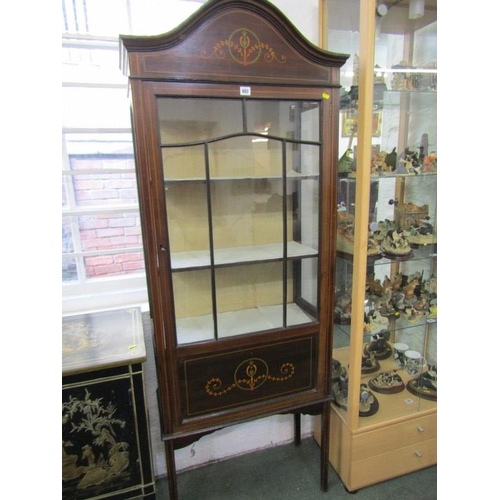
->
[320,402,330,492]
[294,412,301,446]
[165,440,178,500]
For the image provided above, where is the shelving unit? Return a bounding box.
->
[315,0,437,492]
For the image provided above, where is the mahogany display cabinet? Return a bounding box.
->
[119,1,348,498]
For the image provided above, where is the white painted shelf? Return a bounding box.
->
[170,241,318,270]
[164,170,319,182]
[176,303,315,344]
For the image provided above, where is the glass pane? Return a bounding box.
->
[62,45,125,86]
[296,103,320,145]
[164,150,213,343]
[166,182,211,269]
[327,0,363,422]
[84,251,145,278]
[215,262,284,337]
[287,142,321,180]
[210,177,284,261]
[65,133,134,157]
[373,10,437,419]
[324,0,361,92]
[287,146,320,250]
[127,1,208,36]
[286,137,320,319]
[68,172,138,208]
[287,175,319,319]
[63,0,209,37]
[214,259,315,338]
[157,97,243,144]
[62,0,131,35]
[246,100,320,143]
[174,269,215,345]
[209,135,283,179]
[62,216,74,255]
[63,257,78,282]
[62,216,77,281]
[62,87,131,129]
[78,213,142,251]
[62,180,69,209]
[328,0,437,425]
[163,144,206,181]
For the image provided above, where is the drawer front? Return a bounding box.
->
[179,334,318,417]
[352,413,437,461]
[350,437,436,490]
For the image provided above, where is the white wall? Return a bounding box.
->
[144,0,321,479]
[272,0,320,45]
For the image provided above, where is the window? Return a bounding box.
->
[62,0,207,313]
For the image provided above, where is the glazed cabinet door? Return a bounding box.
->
[158,95,322,345]
[130,80,338,427]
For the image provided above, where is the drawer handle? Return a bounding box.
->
[417,426,424,433]
[415,450,422,458]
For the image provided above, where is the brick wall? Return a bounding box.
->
[69,157,145,278]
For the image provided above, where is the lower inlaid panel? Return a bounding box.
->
[179,334,318,417]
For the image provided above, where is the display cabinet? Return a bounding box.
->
[314,0,437,492]
[62,307,155,500]
[119,1,348,499]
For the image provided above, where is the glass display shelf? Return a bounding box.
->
[314,0,437,491]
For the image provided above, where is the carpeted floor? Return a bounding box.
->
[154,437,437,499]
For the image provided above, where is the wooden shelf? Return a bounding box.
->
[176,303,315,344]
[332,347,436,428]
[171,241,318,271]
[164,170,319,183]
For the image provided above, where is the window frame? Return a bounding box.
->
[62,1,211,313]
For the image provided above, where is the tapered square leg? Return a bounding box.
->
[165,440,178,500]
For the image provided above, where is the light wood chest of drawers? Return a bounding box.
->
[315,407,436,492]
